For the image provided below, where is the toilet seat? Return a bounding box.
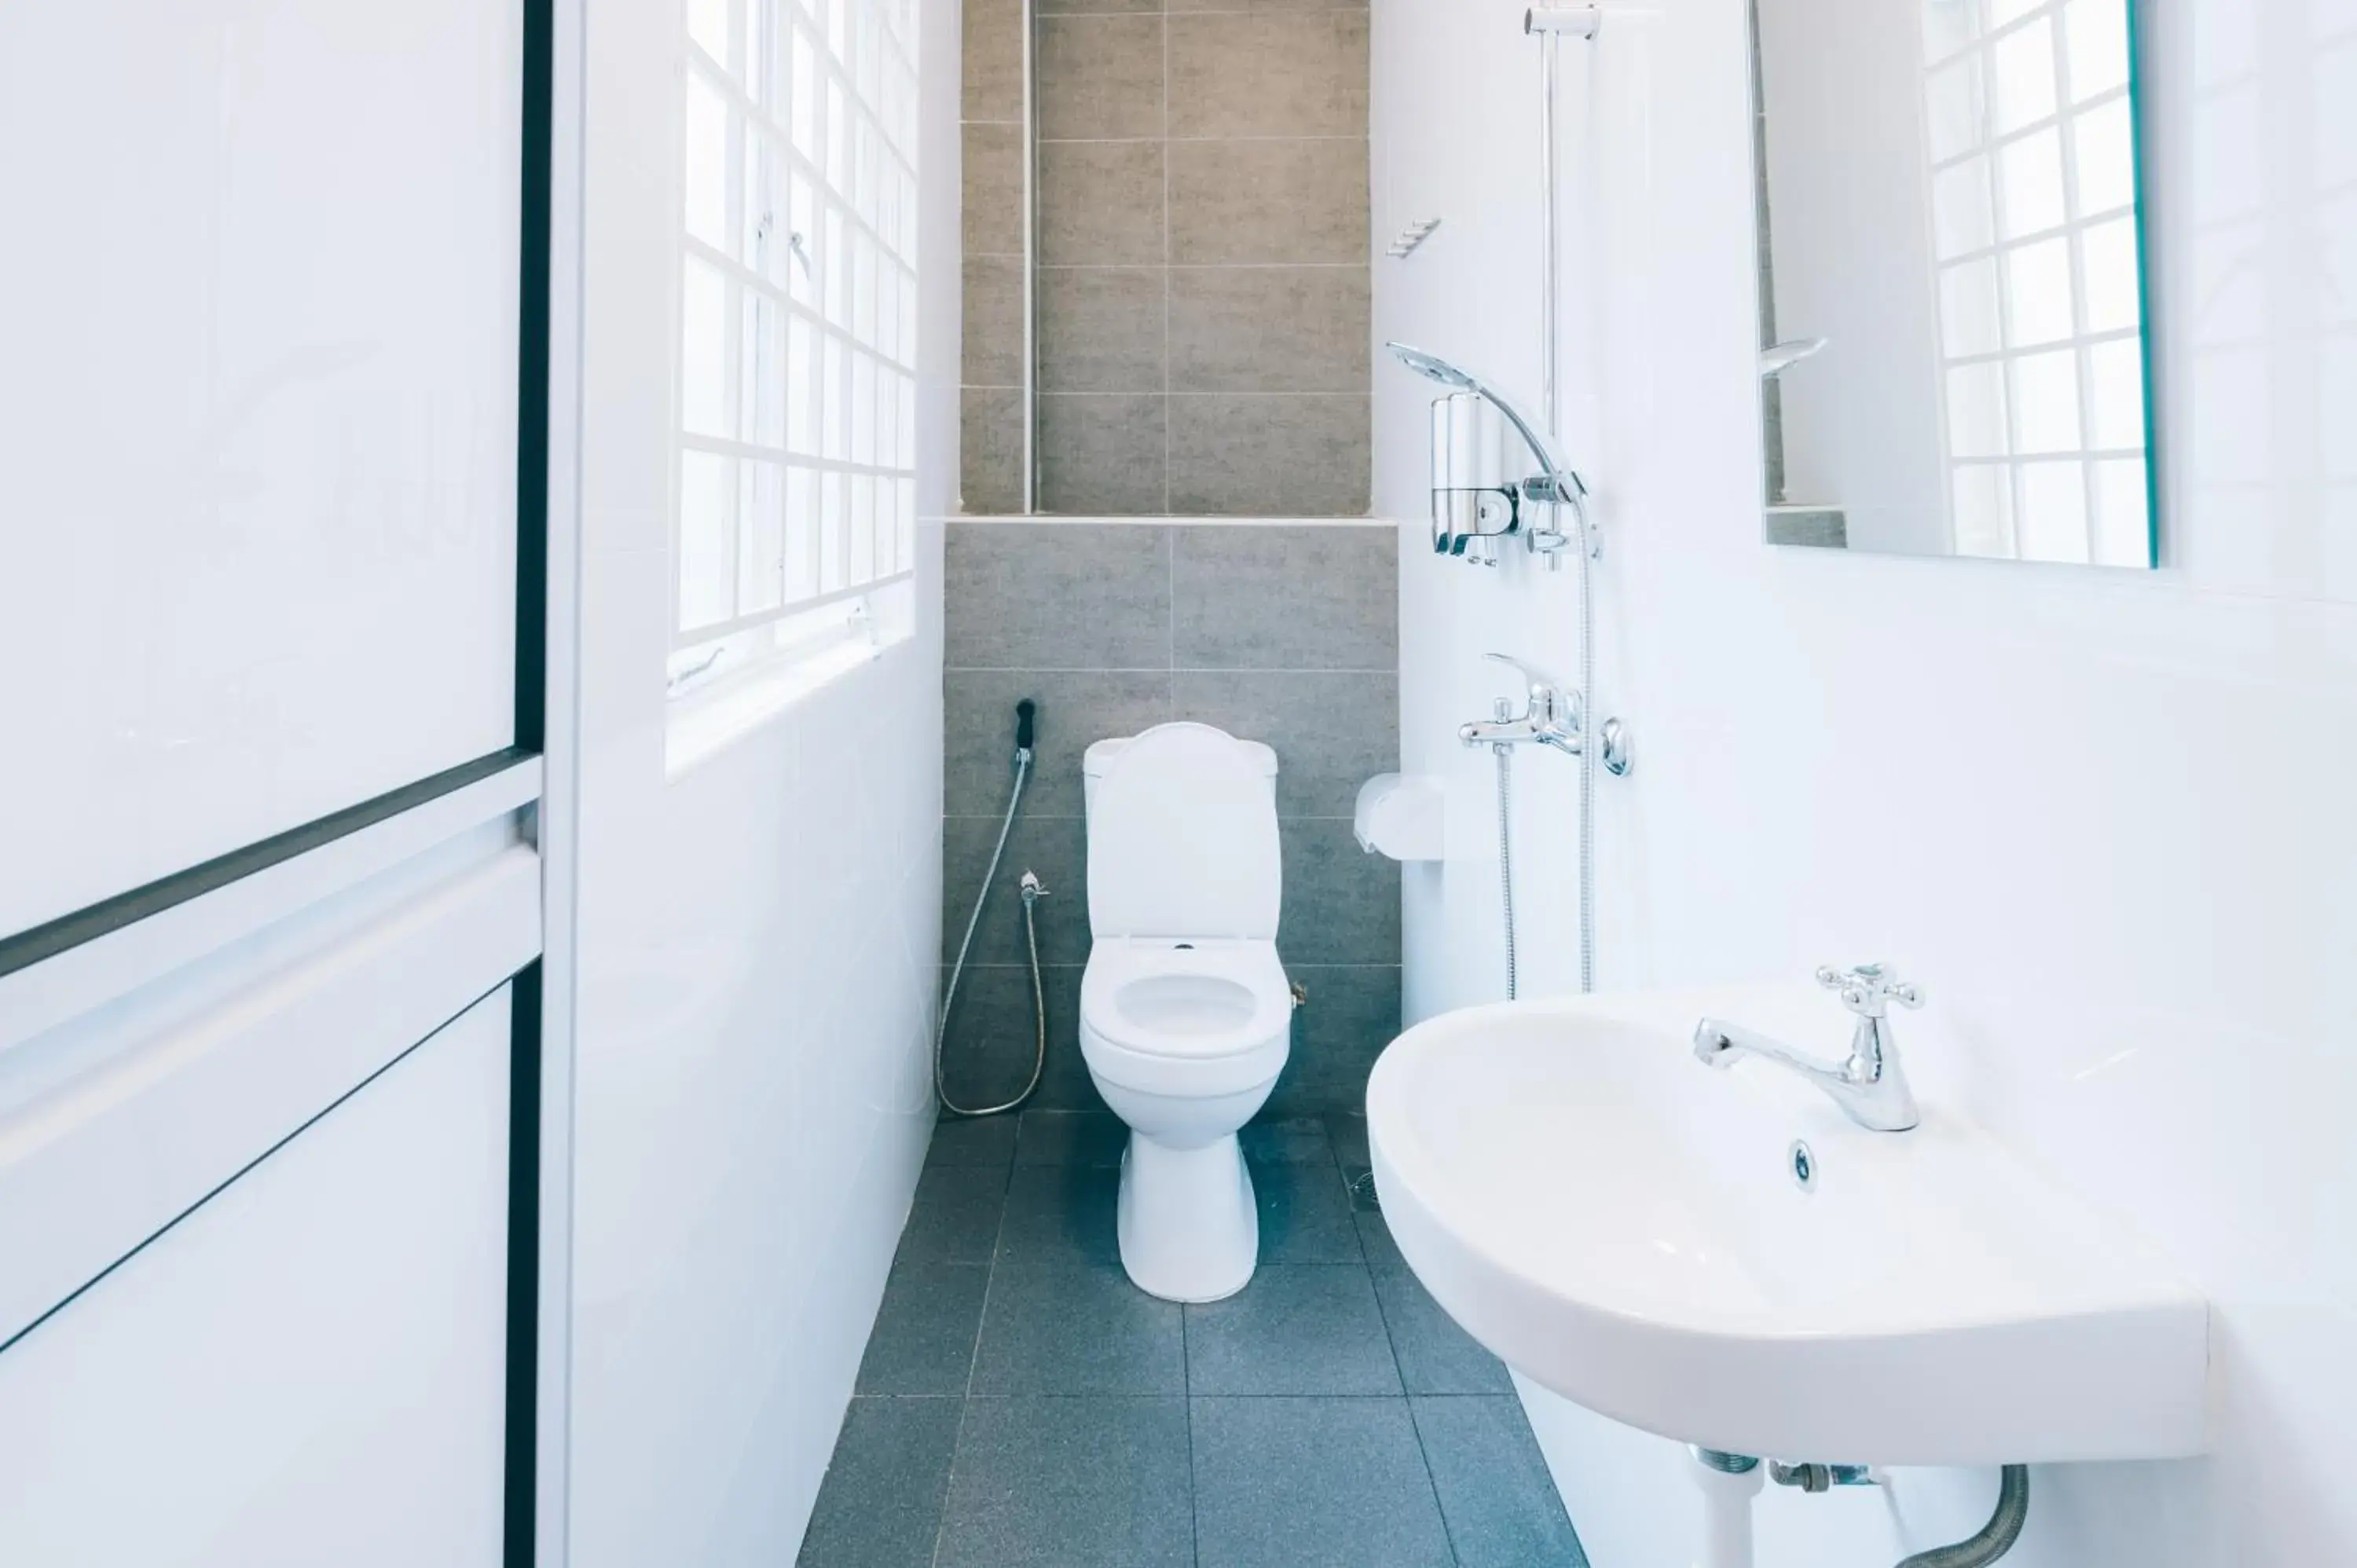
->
[1080,937,1292,1097]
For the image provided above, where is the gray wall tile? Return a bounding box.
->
[1039,141,1167,267]
[943,669,1171,817]
[1172,524,1395,668]
[1039,267,1167,394]
[960,388,1025,515]
[962,0,1024,123]
[1265,963,1402,1118]
[1037,16,1166,141]
[962,255,1025,389]
[941,811,1091,965]
[1039,394,1169,515]
[1168,395,1372,515]
[1173,669,1396,816]
[1040,0,1160,12]
[1169,139,1370,265]
[1168,13,1369,138]
[1277,817,1401,965]
[945,522,1171,667]
[1168,0,1369,9]
[939,962,1101,1113]
[962,123,1025,257]
[1169,267,1369,394]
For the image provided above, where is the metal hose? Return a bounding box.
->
[1494,742,1519,1000]
[1896,1467,2029,1568]
[1572,493,1596,994]
[934,738,1048,1119]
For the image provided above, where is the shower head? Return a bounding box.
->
[1385,341,1576,497]
[1759,337,1829,378]
[1388,341,1480,392]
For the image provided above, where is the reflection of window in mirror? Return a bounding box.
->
[1751,0,2155,566]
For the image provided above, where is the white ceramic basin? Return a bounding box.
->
[1366,986,2209,1466]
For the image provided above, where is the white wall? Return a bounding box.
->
[564,0,958,1557]
[1374,0,2356,1563]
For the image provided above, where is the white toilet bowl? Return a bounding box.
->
[1080,724,1293,1302]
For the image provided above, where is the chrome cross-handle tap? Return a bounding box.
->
[1459,653,1584,754]
[1693,963,1925,1132]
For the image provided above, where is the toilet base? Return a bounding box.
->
[1115,1131,1259,1302]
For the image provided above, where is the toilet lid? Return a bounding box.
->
[1081,938,1292,1059]
[1087,723,1281,939]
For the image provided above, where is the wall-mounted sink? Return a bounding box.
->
[1366,986,2210,1466]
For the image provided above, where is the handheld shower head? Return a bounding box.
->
[1385,341,1577,499]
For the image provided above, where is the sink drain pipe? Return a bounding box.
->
[1687,1450,2028,1568]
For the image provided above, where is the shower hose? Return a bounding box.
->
[934,703,1049,1118]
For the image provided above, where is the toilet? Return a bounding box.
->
[1080,722,1294,1302]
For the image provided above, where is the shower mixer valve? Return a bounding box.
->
[1458,653,1630,775]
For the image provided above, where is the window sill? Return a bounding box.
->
[663,628,896,780]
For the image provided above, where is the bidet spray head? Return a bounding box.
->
[1014,698,1037,763]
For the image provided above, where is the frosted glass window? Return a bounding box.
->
[740,461,786,614]
[1991,20,2058,135]
[2012,349,2082,452]
[680,452,738,630]
[672,0,920,678]
[2006,238,2074,344]
[2088,336,2145,449]
[1991,0,2047,28]
[685,75,731,252]
[2073,97,2138,214]
[1952,464,2014,556]
[1925,57,1985,164]
[682,260,731,438]
[1948,362,2011,457]
[2065,0,2129,100]
[2018,460,2091,561]
[2000,127,2066,237]
[1934,158,1996,258]
[2081,215,2141,332]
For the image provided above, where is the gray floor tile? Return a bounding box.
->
[796,1397,963,1568]
[897,1163,1010,1266]
[972,1262,1186,1394]
[1356,1209,1405,1270]
[1248,1156,1364,1265]
[1186,1264,1400,1395]
[1190,1396,1453,1568]
[856,1262,992,1395]
[1373,1262,1514,1395]
[1015,1108,1130,1167]
[936,1396,1193,1568]
[995,1163,1121,1265]
[1411,1396,1587,1567]
[1241,1116,1335,1166]
[927,1116,1019,1170]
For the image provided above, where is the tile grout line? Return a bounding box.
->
[1161,2,1174,518]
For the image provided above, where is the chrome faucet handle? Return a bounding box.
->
[1482,652,1580,727]
[1815,963,1923,1017]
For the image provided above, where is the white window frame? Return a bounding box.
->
[669,0,919,693]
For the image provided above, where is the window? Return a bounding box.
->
[672,0,919,691]
[1922,0,2148,564]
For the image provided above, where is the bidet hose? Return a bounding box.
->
[1572,493,1596,994]
[935,740,1048,1119]
[1894,1467,2029,1568]
[1495,742,1518,1001]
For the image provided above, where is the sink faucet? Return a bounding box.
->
[1692,965,1923,1132]
[1459,653,1582,753]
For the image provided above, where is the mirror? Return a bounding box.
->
[1749,0,2157,566]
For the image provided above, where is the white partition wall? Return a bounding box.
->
[0,2,568,1563]
[0,0,528,936]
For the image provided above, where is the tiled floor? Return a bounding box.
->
[800,1110,1587,1568]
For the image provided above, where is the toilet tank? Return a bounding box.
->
[1083,723,1281,940]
